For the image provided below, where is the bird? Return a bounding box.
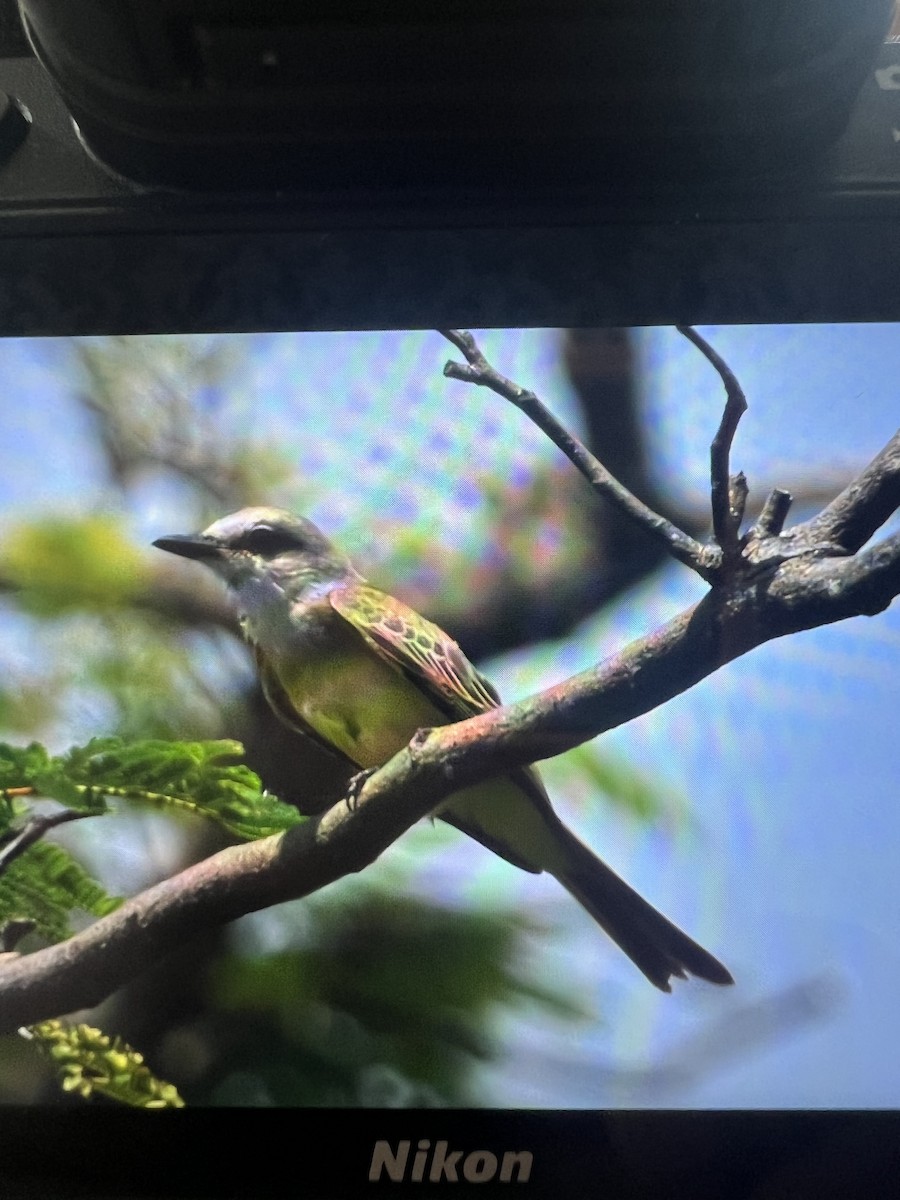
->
[153,506,733,991]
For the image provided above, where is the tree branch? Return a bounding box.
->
[2,329,899,1030]
[755,488,793,538]
[0,810,92,875]
[801,430,900,555]
[676,324,748,562]
[2,499,900,1030]
[440,329,717,580]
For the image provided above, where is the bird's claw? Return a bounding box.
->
[346,766,378,812]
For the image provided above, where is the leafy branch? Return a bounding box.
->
[1,738,301,841]
[0,736,302,943]
[0,736,302,1103]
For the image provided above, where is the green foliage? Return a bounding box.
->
[66,737,303,839]
[206,891,582,1106]
[0,842,120,944]
[23,1020,184,1107]
[0,737,300,945]
[0,734,309,1107]
[0,516,148,615]
[0,737,302,839]
[0,747,120,941]
[0,742,56,800]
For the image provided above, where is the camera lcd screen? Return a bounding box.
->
[1,322,896,1113]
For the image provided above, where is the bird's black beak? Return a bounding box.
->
[152,534,224,561]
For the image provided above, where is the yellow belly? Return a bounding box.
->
[282,637,445,768]
[270,605,556,875]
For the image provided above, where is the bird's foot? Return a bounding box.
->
[346,766,378,812]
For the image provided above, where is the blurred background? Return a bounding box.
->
[0,323,897,1107]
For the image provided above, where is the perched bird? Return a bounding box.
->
[153,506,732,991]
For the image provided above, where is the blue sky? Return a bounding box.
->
[0,323,898,1108]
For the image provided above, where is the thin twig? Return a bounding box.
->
[0,810,93,876]
[440,330,715,580]
[676,325,748,562]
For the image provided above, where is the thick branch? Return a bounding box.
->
[0,761,446,1033]
[3,521,900,1031]
[801,429,900,554]
[767,529,900,620]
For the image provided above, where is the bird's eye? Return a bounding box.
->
[238,525,292,555]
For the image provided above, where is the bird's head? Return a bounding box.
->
[153,507,351,589]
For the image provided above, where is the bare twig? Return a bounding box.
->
[0,810,93,875]
[440,329,717,580]
[676,325,748,562]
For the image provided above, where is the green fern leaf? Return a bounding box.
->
[0,841,120,942]
[54,737,303,839]
[2,737,301,840]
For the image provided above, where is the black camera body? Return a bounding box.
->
[1,1,899,337]
[1,6,900,1199]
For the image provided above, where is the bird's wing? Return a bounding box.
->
[253,643,358,769]
[329,581,501,720]
[331,580,560,872]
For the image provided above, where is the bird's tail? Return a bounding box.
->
[549,822,733,992]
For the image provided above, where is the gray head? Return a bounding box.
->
[153,506,352,587]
